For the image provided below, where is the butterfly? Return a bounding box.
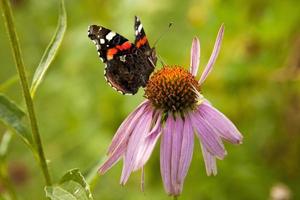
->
[88,16,157,95]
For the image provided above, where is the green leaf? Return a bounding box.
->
[0,131,12,160]
[0,94,33,148]
[0,75,18,92]
[30,0,67,98]
[45,169,94,200]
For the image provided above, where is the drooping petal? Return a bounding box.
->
[190,37,200,76]
[160,115,174,195]
[160,116,194,196]
[170,116,184,195]
[99,101,151,174]
[98,141,127,174]
[200,143,217,176]
[120,107,153,185]
[177,115,194,193]
[199,24,225,85]
[107,100,150,155]
[199,100,243,144]
[190,111,226,159]
[134,112,163,170]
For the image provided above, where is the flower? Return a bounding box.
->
[98,24,243,196]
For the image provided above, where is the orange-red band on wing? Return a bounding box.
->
[136,36,148,48]
[107,48,118,60]
[107,41,132,60]
[116,41,132,51]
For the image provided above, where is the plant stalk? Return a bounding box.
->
[0,0,52,186]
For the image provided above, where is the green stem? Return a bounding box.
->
[0,0,52,186]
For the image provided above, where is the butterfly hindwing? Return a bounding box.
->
[105,46,153,94]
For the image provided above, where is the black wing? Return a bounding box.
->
[88,24,153,95]
[105,47,154,94]
[134,16,157,66]
[88,25,129,62]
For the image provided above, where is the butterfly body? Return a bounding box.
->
[88,16,156,94]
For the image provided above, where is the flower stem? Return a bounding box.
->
[0,0,52,186]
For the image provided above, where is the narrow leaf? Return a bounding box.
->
[0,94,33,148]
[30,0,67,98]
[0,131,12,160]
[0,75,19,92]
[45,169,94,200]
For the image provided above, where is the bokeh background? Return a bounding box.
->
[1,0,300,199]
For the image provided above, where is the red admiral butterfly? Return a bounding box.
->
[88,16,157,95]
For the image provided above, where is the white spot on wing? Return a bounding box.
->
[138,24,143,33]
[100,39,105,44]
[104,65,107,77]
[135,30,139,36]
[124,93,133,96]
[106,32,116,41]
[120,55,126,62]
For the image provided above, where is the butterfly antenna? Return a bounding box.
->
[153,22,173,48]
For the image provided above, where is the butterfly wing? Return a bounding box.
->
[105,47,153,94]
[134,16,157,66]
[88,24,153,94]
[88,25,129,62]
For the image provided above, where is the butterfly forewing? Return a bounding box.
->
[134,16,157,66]
[88,25,129,62]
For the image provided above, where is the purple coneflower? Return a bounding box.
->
[99,24,243,197]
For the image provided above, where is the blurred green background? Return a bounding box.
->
[1,0,300,199]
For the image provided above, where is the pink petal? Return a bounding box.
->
[160,116,174,195]
[99,101,151,174]
[190,111,226,159]
[107,100,150,155]
[190,37,200,76]
[199,101,243,144]
[200,144,217,176]
[171,116,184,195]
[199,24,225,85]
[160,116,194,196]
[120,108,153,185]
[98,141,126,174]
[134,112,162,170]
[177,116,194,193]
